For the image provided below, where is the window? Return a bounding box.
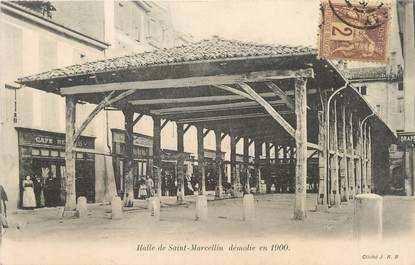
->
[360,85,367,95]
[398,82,404,91]
[115,1,142,41]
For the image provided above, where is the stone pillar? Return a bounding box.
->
[243,193,255,222]
[214,129,224,198]
[362,123,368,193]
[111,196,123,219]
[64,96,77,213]
[353,194,383,240]
[195,195,208,221]
[75,196,87,218]
[176,123,185,202]
[294,77,308,220]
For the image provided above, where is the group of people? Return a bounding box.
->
[21,175,60,209]
[136,176,155,200]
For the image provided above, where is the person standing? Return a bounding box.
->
[146,177,154,198]
[22,176,36,209]
[0,184,8,238]
[33,175,44,208]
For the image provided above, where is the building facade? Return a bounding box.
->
[0,1,191,209]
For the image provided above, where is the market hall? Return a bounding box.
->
[17,37,397,219]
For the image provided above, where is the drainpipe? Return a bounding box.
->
[325,82,349,203]
[359,113,375,193]
[326,83,349,155]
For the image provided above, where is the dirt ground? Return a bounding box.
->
[1,194,414,265]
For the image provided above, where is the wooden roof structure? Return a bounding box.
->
[17,37,394,145]
[17,37,397,219]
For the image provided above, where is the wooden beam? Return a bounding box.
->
[307,142,322,151]
[254,140,262,192]
[265,82,295,110]
[183,124,191,134]
[176,112,292,124]
[197,126,206,194]
[213,84,254,100]
[235,136,242,144]
[347,111,355,199]
[122,108,135,207]
[221,132,228,140]
[153,116,162,198]
[238,82,295,138]
[249,138,254,146]
[215,129,224,198]
[317,110,328,206]
[243,137,250,194]
[133,113,144,126]
[61,68,315,95]
[150,100,285,115]
[73,91,115,145]
[161,119,169,130]
[203,129,211,138]
[177,124,185,202]
[329,101,340,206]
[129,89,317,106]
[293,78,307,220]
[230,130,239,194]
[339,103,349,202]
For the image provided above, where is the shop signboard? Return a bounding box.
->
[397,132,415,145]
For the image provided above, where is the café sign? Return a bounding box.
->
[397,132,415,145]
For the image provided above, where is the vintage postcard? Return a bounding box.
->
[0,0,414,265]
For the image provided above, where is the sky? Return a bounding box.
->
[169,0,321,47]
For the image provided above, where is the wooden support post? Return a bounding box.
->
[203,129,211,138]
[215,129,224,198]
[230,130,239,196]
[177,123,185,202]
[329,101,340,206]
[274,142,279,193]
[254,140,262,193]
[133,113,144,126]
[122,107,135,207]
[153,116,162,198]
[339,103,349,202]
[64,96,77,213]
[356,117,362,195]
[293,78,307,220]
[347,111,355,199]
[243,137,250,194]
[265,142,271,194]
[161,119,169,130]
[317,110,328,207]
[197,126,206,195]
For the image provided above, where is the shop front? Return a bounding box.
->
[16,127,96,208]
[111,129,152,199]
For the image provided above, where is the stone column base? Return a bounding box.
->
[195,195,208,221]
[243,194,255,222]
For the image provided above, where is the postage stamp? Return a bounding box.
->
[319,0,390,63]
